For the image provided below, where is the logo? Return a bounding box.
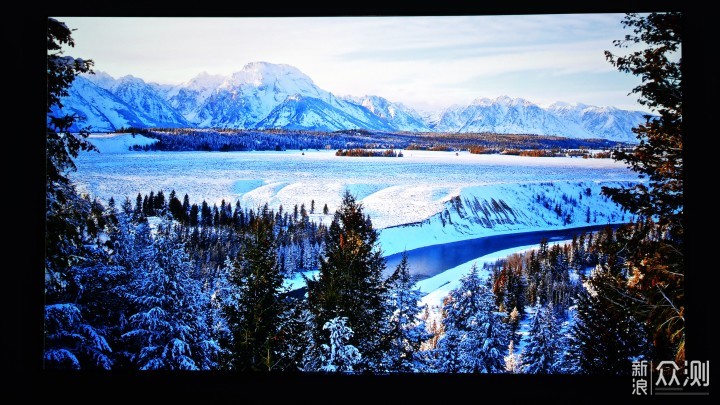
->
[632,360,710,396]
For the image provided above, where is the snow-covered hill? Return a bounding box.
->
[379,180,634,256]
[54,62,649,141]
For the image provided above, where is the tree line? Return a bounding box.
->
[121,127,626,154]
[335,148,403,157]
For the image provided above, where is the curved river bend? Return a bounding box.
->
[383,224,620,280]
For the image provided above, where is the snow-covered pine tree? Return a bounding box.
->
[457,297,509,373]
[198,256,233,370]
[319,317,361,373]
[277,300,322,372]
[91,201,159,368]
[520,301,559,374]
[552,304,578,374]
[383,252,432,372]
[432,311,464,373]
[73,199,146,369]
[122,216,220,370]
[504,340,520,374]
[434,264,508,373]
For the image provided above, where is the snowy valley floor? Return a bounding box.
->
[75,133,638,335]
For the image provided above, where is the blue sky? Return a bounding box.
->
[59,15,650,112]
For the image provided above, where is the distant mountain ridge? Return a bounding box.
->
[53,61,648,143]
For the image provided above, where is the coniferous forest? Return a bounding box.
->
[44,12,685,380]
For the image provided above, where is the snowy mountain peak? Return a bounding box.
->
[185,71,227,90]
[470,96,532,107]
[548,101,592,111]
[116,74,141,81]
[353,95,430,131]
[491,95,534,107]
[244,61,304,75]
[471,97,494,107]
[112,74,148,89]
[493,95,514,104]
[595,105,619,113]
[229,62,316,88]
[82,71,117,90]
[548,101,572,108]
[360,95,392,115]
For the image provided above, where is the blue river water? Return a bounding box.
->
[383,224,620,280]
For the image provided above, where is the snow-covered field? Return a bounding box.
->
[75,133,636,228]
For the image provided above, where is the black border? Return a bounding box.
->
[15,0,710,400]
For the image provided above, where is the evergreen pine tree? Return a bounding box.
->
[201,200,211,227]
[182,194,191,218]
[319,317,361,373]
[168,190,184,221]
[44,18,113,370]
[154,190,165,211]
[200,257,233,370]
[276,300,320,372]
[383,252,431,372]
[434,264,508,373]
[520,301,559,374]
[306,191,387,372]
[142,194,151,216]
[553,305,578,374]
[458,295,509,373]
[504,340,521,374]
[601,13,684,362]
[122,216,220,370]
[300,203,308,221]
[224,213,286,371]
[570,264,650,375]
[189,203,199,227]
[133,193,143,218]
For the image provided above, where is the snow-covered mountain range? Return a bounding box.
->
[53,61,649,142]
